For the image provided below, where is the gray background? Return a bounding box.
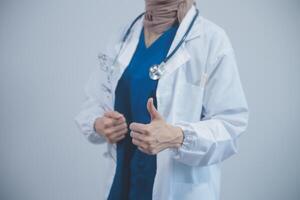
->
[0,0,299,199]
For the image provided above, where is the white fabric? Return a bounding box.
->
[74,4,249,200]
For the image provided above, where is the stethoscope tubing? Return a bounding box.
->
[121,8,199,64]
[111,8,200,80]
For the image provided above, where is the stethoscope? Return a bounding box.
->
[110,8,199,81]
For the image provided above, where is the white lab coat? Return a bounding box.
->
[74,4,249,200]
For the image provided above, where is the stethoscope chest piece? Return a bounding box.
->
[149,62,165,80]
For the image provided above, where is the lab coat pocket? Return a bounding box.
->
[175,81,204,122]
[171,181,214,200]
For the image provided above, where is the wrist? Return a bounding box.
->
[167,124,184,148]
[94,117,103,136]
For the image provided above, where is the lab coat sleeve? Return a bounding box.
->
[74,66,109,144]
[74,22,129,144]
[171,37,249,166]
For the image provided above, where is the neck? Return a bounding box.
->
[144,27,162,48]
[143,0,195,34]
[143,0,179,34]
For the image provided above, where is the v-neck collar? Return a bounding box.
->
[140,23,179,50]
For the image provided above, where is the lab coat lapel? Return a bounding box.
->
[114,18,143,73]
[162,5,200,77]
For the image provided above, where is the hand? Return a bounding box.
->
[129,98,184,155]
[94,111,128,144]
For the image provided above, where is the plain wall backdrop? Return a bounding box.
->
[0,0,299,199]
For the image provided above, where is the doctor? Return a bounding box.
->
[75,0,249,199]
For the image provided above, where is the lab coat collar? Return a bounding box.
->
[116,4,201,78]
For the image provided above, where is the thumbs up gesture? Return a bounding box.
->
[129,98,184,155]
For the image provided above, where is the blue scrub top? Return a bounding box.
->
[108,22,179,200]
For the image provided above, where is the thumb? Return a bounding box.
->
[147,98,162,121]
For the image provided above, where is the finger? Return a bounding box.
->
[115,115,126,124]
[132,138,148,150]
[130,131,152,143]
[110,128,128,139]
[104,116,126,129]
[129,122,148,134]
[107,131,126,143]
[112,134,126,143]
[138,146,150,155]
[147,98,162,121]
[102,117,118,129]
[130,131,144,140]
[106,122,128,135]
[104,111,123,120]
